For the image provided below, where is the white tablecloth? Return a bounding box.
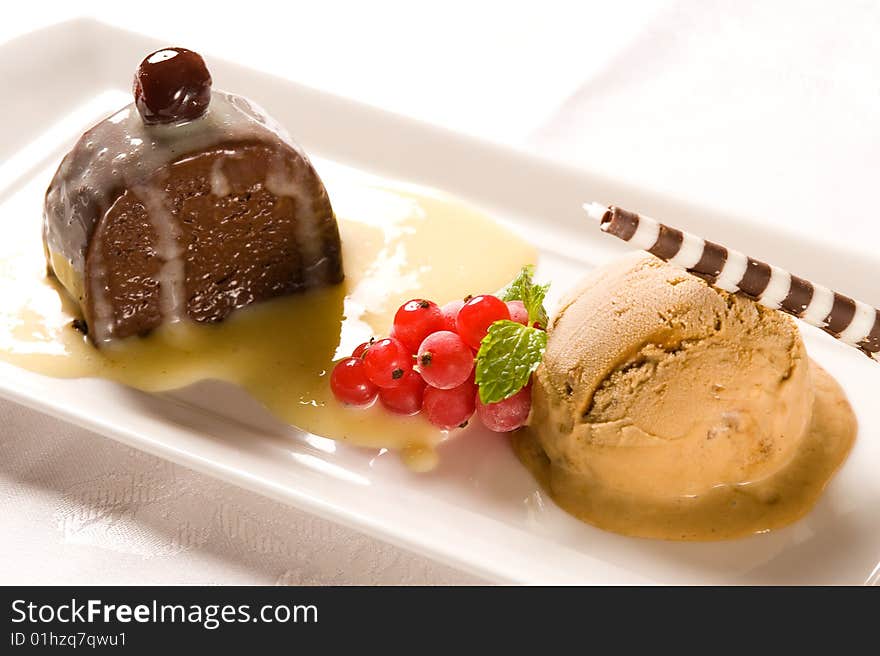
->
[2,0,877,584]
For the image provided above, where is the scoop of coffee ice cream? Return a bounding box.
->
[519,252,855,540]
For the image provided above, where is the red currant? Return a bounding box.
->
[456,294,510,349]
[422,379,477,430]
[476,385,532,432]
[440,299,465,332]
[392,299,444,353]
[352,340,373,358]
[379,370,427,415]
[362,337,413,388]
[507,300,529,326]
[330,357,378,406]
[417,331,474,389]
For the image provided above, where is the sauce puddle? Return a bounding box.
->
[0,170,535,469]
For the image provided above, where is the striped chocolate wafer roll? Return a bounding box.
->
[583,202,880,363]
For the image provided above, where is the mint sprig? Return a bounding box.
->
[475,321,547,404]
[475,266,550,405]
[500,264,549,329]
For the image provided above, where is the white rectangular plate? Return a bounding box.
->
[2,19,879,584]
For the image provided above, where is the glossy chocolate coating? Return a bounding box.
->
[44,88,344,344]
[87,142,342,340]
[133,47,212,124]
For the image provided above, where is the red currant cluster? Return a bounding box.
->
[330,295,533,432]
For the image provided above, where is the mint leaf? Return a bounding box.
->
[499,265,535,301]
[474,267,551,404]
[475,320,547,404]
[500,265,550,328]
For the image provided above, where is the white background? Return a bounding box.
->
[1,0,878,584]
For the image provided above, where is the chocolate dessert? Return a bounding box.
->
[43,48,343,345]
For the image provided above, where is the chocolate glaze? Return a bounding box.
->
[648,225,684,260]
[44,90,343,344]
[738,258,772,299]
[605,207,639,241]
[692,241,727,282]
[782,275,814,317]
[824,293,857,336]
[857,309,880,353]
